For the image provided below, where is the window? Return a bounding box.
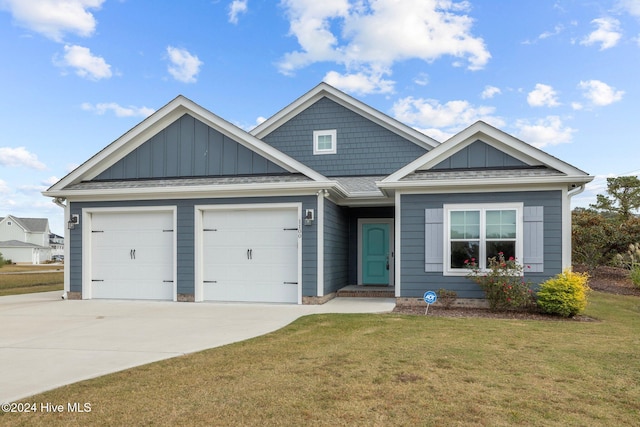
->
[444,203,523,275]
[313,130,336,155]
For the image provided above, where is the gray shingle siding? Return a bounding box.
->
[432,140,527,170]
[400,191,563,299]
[261,97,428,176]
[95,114,286,180]
[68,196,317,297]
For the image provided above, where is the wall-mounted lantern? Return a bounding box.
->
[304,209,314,226]
[68,214,79,229]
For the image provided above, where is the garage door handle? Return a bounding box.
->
[247,249,253,260]
[283,282,298,285]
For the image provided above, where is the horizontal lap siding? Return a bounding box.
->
[69,196,317,298]
[323,200,349,294]
[400,191,563,299]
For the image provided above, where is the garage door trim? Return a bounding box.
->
[82,206,178,300]
[194,203,303,304]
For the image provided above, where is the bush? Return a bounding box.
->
[466,253,536,311]
[631,266,640,289]
[616,243,640,288]
[536,270,590,317]
[436,288,457,309]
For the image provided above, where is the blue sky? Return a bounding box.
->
[1,0,638,234]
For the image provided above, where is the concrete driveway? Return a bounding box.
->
[0,291,395,403]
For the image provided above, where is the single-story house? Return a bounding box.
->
[43,83,593,303]
[0,215,52,264]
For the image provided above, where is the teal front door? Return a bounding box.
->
[362,223,390,285]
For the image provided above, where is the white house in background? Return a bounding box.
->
[0,215,53,264]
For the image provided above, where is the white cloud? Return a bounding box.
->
[578,79,624,106]
[527,83,560,107]
[228,0,248,24]
[618,0,640,18]
[81,102,155,117]
[580,17,622,50]
[391,96,505,139]
[278,0,490,93]
[514,116,575,148]
[323,68,395,95]
[57,44,112,80]
[0,179,10,194]
[413,72,429,86]
[0,147,46,170]
[166,46,203,83]
[0,0,105,42]
[481,85,501,99]
[43,176,60,186]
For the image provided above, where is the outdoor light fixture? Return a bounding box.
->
[304,209,314,226]
[68,214,79,230]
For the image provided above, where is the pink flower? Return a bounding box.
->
[464,259,469,264]
[508,256,514,261]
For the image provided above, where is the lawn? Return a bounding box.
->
[0,265,63,296]
[2,292,639,426]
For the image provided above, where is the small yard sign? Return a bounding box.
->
[423,291,437,315]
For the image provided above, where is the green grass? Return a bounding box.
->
[0,267,63,296]
[2,292,639,426]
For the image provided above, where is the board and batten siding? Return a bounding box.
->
[261,97,428,176]
[68,196,317,299]
[95,114,287,180]
[431,140,527,170]
[400,191,562,299]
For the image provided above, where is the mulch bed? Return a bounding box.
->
[392,265,639,321]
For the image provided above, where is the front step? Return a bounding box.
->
[336,285,395,298]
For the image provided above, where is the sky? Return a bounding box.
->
[1,0,639,234]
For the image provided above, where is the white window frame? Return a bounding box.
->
[313,129,337,155]
[443,202,523,276]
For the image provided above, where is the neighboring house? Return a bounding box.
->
[43,83,593,302]
[49,233,64,259]
[0,215,52,264]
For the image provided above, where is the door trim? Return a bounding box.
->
[194,203,303,303]
[357,218,394,286]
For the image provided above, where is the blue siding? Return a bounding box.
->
[323,199,349,294]
[432,140,527,170]
[68,196,317,298]
[400,191,563,299]
[95,114,287,180]
[261,97,428,176]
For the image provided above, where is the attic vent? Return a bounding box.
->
[7,221,11,226]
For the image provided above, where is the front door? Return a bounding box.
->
[361,222,390,285]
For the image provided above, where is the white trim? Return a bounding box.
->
[357,218,394,286]
[442,202,524,276]
[317,192,324,297]
[193,202,303,304]
[313,129,337,155]
[82,206,178,301]
[395,191,402,297]
[561,187,571,270]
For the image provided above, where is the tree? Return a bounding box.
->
[590,176,640,220]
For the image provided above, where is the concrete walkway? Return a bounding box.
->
[0,291,395,403]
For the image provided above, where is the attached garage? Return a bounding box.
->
[196,205,301,303]
[85,208,176,300]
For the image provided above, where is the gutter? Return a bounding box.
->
[51,197,69,299]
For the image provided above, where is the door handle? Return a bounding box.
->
[386,254,389,270]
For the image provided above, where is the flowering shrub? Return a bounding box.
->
[536,270,590,317]
[466,253,535,311]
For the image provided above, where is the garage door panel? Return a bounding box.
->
[90,210,174,300]
[202,208,299,303]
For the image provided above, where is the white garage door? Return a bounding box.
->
[90,210,174,300]
[202,208,299,303]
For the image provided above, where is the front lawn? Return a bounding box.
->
[0,267,63,296]
[2,291,639,426]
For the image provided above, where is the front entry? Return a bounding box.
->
[358,219,394,286]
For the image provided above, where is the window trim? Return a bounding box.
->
[443,202,523,276]
[313,129,337,155]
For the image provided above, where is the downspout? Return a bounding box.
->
[565,184,586,270]
[52,197,70,299]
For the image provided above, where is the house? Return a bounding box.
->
[43,83,593,303]
[49,233,64,260]
[0,215,52,264]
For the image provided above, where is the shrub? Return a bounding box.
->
[616,243,640,288]
[630,266,640,289]
[436,288,457,309]
[466,253,536,312]
[536,270,590,317]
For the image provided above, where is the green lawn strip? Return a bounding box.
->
[0,265,63,273]
[0,272,63,296]
[2,292,639,426]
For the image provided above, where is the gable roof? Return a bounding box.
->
[1,215,49,233]
[380,121,593,188]
[45,95,330,197]
[251,82,439,151]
